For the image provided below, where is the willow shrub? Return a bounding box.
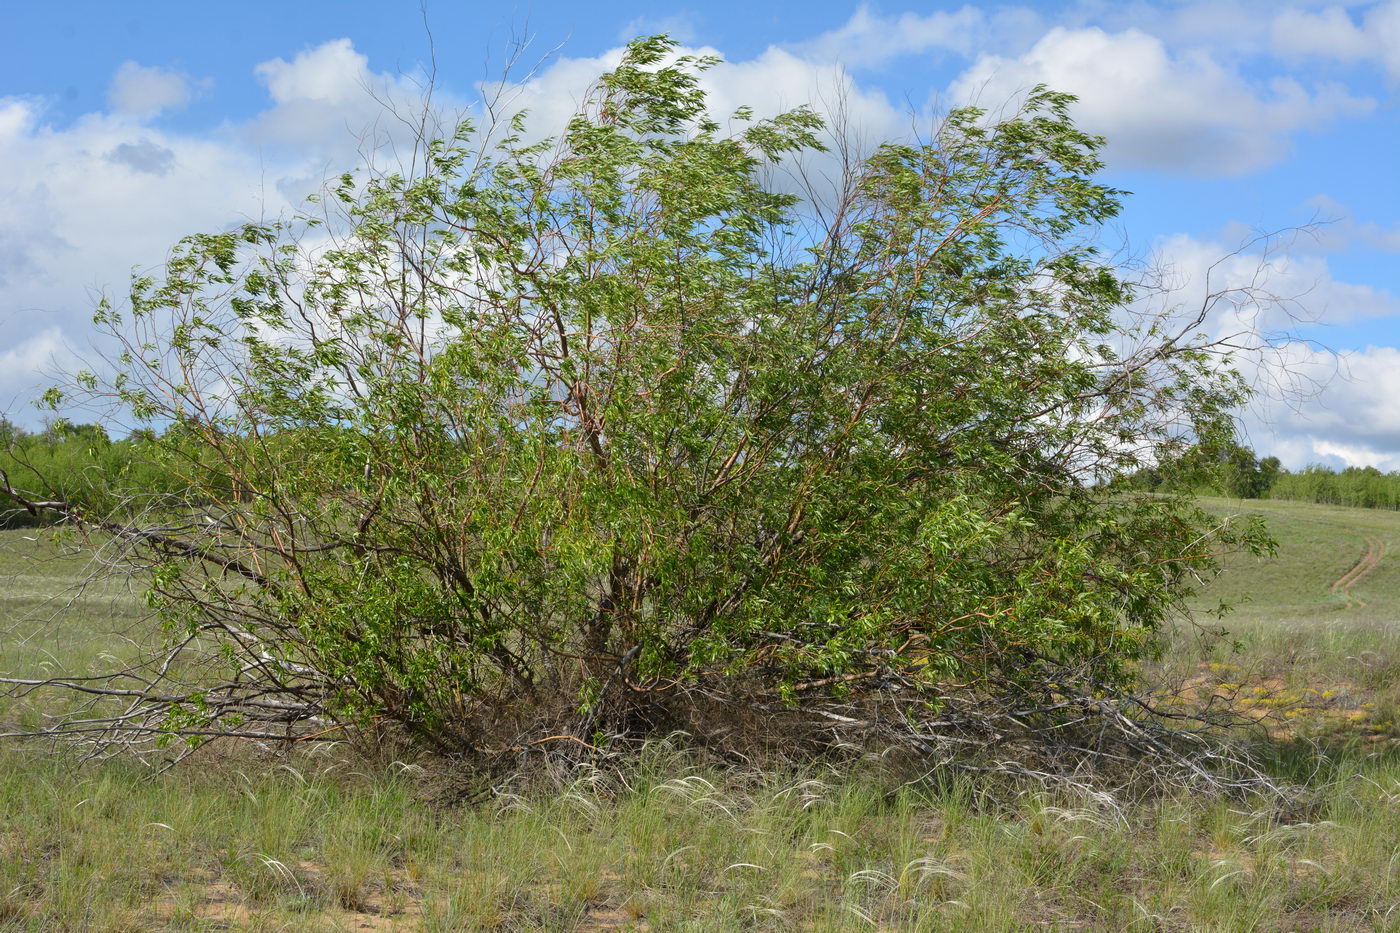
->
[23,37,1268,757]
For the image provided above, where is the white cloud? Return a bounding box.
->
[948,26,1373,176]
[473,46,627,139]
[0,38,549,414]
[1304,195,1400,253]
[0,328,64,372]
[107,62,193,119]
[701,46,904,137]
[2,28,1397,475]
[0,35,906,419]
[245,37,463,193]
[796,5,989,68]
[1150,230,1400,335]
[1312,438,1400,470]
[478,39,906,190]
[1142,231,1400,470]
[248,37,408,155]
[1270,1,1400,78]
[1272,6,1376,62]
[1150,1,1274,51]
[471,38,918,222]
[1246,343,1400,470]
[254,38,371,106]
[1367,227,1400,252]
[1374,1,1400,78]
[0,329,72,408]
[0,98,33,142]
[0,93,299,409]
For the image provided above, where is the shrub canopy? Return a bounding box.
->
[4,37,1268,764]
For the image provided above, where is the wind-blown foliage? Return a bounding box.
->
[2,38,1271,775]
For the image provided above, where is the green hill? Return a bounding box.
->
[1195,495,1400,625]
[1163,496,1400,748]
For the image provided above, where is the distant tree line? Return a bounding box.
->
[10,415,1399,532]
[1267,464,1400,511]
[1121,440,1400,510]
[0,416,193,529]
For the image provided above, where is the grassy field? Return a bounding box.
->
[1174,497,1400,747]
[1193,497,1400,626]
[1,499,1399,931]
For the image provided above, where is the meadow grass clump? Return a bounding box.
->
[1,738,1399,930]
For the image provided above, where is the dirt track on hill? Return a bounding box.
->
[1329,535,1387,609]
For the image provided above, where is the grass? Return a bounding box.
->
[1191,496,1400,626]
[3,741,1400,930]
[1168,497,1400,748]
[1,501,1399,931]
[0,529,148,731]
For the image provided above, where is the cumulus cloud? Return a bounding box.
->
[1313,438,1400,471]
[795,5,990,68]
[1150,230,1400,334]
[1271,1,1400,78]
[476,38,907,182]
[241,37,475,207]
[0,39,496,413]
[0,34,909,415]
[699,45,904,138]
[247,37,453,158]
[948,26,1373,176]
[1145,1,1275,52]
[0,98,33,142]
[104,138,177,176]
[1272,6,1376,61]
[1,27,1397,472]
[1304,195,1400,253]
[254,38,372,106]
[384,26,1400,468]
[1244,342,1400,471]
[1142,231,1400,470]
[107,62,193,119]
[475,39,910,214]
[0,37,494,413]
[0,328,74,408]
[1375,1,1400,78]
[0,93,296,408]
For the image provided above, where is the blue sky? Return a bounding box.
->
[2,0,1398,468]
